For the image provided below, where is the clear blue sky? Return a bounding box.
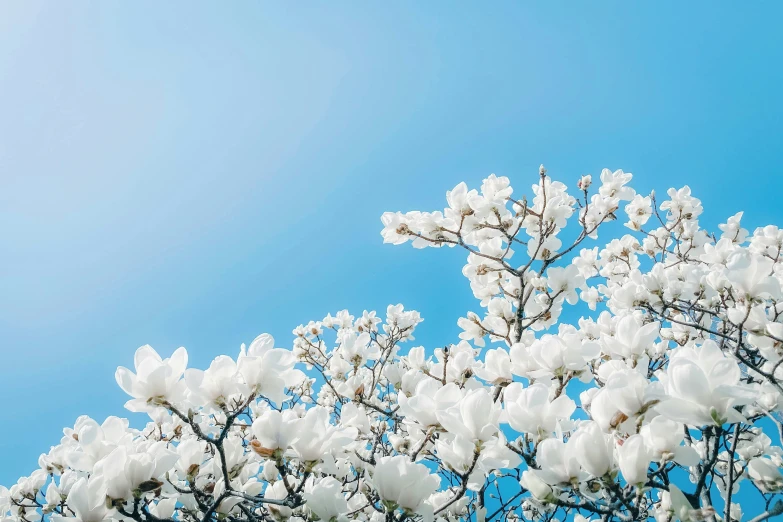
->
[1,2,782,486]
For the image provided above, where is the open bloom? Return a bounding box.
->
[475,347,512,384]
[64,416,132,472]
[589,369,665,433]
[93,445,176,501]
[528,334,600,379]
[640,416,699,466]
[504,383,575,438]
[51,478,111,522]
[185,355,242,409]
[176,439,206,476]
[534,437,584,486]
[251,410,300,455]
[436,388,501,442]
[290,407,357,462]
[238,334,304,405]
[436,434,478,476]
[748,458,783,492]
[725,251,781,300]
[571,421,615,478]
[546,265,585,305]
[602,315,660,361]
[115,346,188,412]
[372,455,439,513]
[303,477,349,522]
[398,380,463,428]
[656,341,758,426]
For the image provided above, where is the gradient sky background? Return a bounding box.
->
[2,2,783,488]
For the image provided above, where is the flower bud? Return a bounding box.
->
[521,470,552,501]
[577,175,592,190]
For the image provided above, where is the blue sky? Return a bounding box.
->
[1,1,783,487]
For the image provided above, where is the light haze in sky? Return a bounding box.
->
[1,2,782,484]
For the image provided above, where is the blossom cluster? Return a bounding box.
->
[3,166,783,522]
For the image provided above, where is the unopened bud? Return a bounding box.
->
[539,164,547,176]
[577,175,592,190]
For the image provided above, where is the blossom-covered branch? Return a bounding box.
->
[4,166,783,522]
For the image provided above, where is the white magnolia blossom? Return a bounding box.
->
[617,434,650,486]
[504,382,575,438]
[114,346,188,412]
[4,166,783,522]
[372,456,440,515]
[302,477,349,522]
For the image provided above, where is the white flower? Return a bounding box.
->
[398,380,461,428]
[436,388,500,442]
[599,168,635,201]
[603,315,660,361]
[668,485,699,522]
[719,212,748,243]
[571,422,615,478]
[185,355,242,408]
[624,194,652,230]
[380,212,413,245]
[528,334,600,378]
[475,348,512,384]
[337,331,380,366]
[115,346,188,412]
[176,439,206,475]
[149,499,177,520]
[251,410,300,455]
[64,416,131,472]
[546,265,585,305]
[94,445,175,500]
[52,478,111,522]
[520,470,553,501]
[617,434,650,485]
[238,334,303,405]
[264,481,293,519]
[640,417,699,466]
[372,456,440,513]
[436,434,477,476]
[303,477,349,522]
[504,383,575,438]
[725,251,781,300]
[748,458,783,492]
[534,437,583,486]
[290,407,357,462]
[656,341,757,426]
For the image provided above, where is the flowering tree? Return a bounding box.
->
[4,167,783,522]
